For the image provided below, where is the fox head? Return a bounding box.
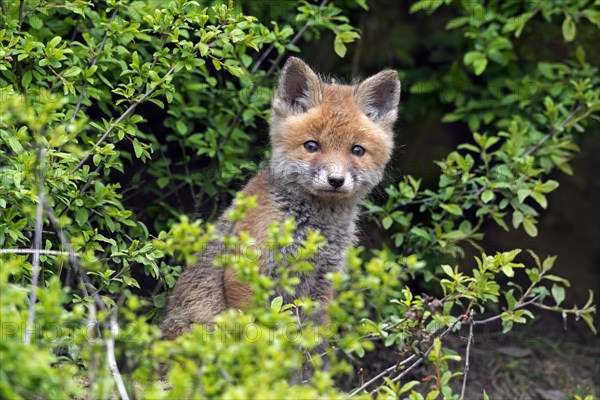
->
[269,57,400,203]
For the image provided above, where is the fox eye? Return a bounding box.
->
[304,140,320,153]
[351,145,366,157]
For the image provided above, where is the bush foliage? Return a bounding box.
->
[0,0,598,398]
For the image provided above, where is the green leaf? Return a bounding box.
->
[517,189,530,203]
[542,255,556,272]
[63,66,82,78]
[157,177,169,189]
[562,16,576,42]
[411,227,431,241]
[440,204,462,216]
[512,211,523,228]
[353,0,369,11]
[522,218,538,237]
[132,139,143,158]
[382,216,393,230]
[539,180,559,193]
[551,284,565,306]
[473,57,488,75]
[398,381,420,395]
[22,70,32,88]
[153,292,166,308]
[481,190,494,203]
[501,265,515,278]
[581,313,597,335]
[48,36,62,47]
[441,264,454,277]
[271,296,283,313]
[176,120,188,135]
[334,36,347,58]
[583,9,600,28]
[75,208,89,226]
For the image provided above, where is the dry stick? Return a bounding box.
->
[459,311,474,400]
[24,146,46,345]
[69,65,176,176]
[106,311,130,400]
[70,7,119,125]
[0,249,76,257]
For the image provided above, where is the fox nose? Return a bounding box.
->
[327,175,345,188]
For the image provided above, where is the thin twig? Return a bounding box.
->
[523,105,582,157]
[0,249,76,257]
[24,146,46,345]
[70,7,119,124]
[459,311,474,400]
[69,65,176,175]
[106,311,130,400]
[473,295,539,325]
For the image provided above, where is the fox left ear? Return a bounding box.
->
[355,70,401,128]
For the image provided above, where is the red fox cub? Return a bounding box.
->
[161,57,400,339]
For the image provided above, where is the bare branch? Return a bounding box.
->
[24,146,46,345]
[459,311,474,400]
[348,355,417,397]
[350,317,463,397]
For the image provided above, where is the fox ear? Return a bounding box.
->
[273,57,322,116]
[355,70,401,128]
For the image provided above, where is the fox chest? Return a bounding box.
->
[260,210,355,301]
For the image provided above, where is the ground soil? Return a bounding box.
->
[340,313,598,399]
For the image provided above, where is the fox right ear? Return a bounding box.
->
[273,57,322,116]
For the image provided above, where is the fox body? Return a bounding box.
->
[161,58,400,340]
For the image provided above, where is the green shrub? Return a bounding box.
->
[0,0,598,398]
